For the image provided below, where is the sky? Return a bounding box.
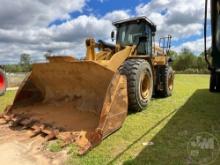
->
[0,0,211,64]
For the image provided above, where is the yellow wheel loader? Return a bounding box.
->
[0,16,174,155]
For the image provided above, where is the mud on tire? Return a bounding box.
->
[119,59,153,112]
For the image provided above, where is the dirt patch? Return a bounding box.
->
[0,125,68,165]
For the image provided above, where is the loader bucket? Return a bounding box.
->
[1,60,128,154]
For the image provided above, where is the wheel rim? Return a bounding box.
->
[168,73,174,91]
[0,73,5,90]
[139,72,151,100]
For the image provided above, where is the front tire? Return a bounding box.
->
[119,59,153,112]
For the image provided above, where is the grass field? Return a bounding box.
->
[1,74,220,165]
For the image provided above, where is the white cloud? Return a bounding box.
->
[51,15,113,42]
[103,10,131,22]
[174,36,212,54]
[0,14,115,64]
[0,0,86,29]
[136,0,206,39]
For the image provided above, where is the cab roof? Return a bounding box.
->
[112,16,157,32]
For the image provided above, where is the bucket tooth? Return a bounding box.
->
[29,129,42,138]
[42,126,53,135]
[45,130,59,141]
[29,123,45,137]
[4,114,16,126]
[20,118,32,125]
[0,114,7,125]
[21,118,31,127]
[0,118,7,125]
[31,123,45,131]
[20,119,35,129]
[4,114,15,122]
[9,116,26,127]
[25,120,36,128]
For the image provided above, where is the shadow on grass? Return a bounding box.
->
[108,89,220,165]
[107,109,178,165]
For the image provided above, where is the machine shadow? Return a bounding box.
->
[124,89,220,164]
[111,89,220,164]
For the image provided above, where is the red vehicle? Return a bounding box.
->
[0,67,7,96]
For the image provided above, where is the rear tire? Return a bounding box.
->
[0,68,7,96]
[119,59,153,112]
[156,66,174,97]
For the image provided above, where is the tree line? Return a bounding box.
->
[4,53,32,73]
[3,48,210,74]
[169,48,210,74]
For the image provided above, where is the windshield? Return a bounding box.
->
[117,22,152,55]
[117,23,145,46]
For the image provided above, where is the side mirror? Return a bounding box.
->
[111,31,115,42]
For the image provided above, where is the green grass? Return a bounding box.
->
[47,140,63,152]
[0,90,16,112]
[1,75,220,165]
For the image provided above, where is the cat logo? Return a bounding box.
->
[187,132,220,165]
